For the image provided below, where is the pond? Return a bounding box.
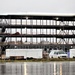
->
[0,61,75,75]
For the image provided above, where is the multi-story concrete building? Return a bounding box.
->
[0,13,75,54]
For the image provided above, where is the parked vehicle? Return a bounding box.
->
[6,49,43,59]
[69,49,75,58]
[49,50,68,58]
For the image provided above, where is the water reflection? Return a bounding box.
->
[0,62,75,75]
[0,63,24,75]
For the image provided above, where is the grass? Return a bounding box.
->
[0,58,75,62]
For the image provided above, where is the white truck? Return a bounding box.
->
[69,49,75,58]
[6,49,43,59]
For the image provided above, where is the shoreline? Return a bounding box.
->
[0,58,75,62]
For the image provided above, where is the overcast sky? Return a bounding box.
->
[0,0,75,43]
[0,0,75,14]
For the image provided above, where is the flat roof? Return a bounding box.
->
[0,12,75,16]
[0,12,75,21]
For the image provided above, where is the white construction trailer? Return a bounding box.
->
[6,49,43,59]
[69,49,75,58]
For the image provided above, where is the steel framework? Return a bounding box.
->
[0,14,75,53]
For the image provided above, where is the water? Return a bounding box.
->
[0,61,75,75]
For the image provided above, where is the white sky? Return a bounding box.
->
[0,0,75,14]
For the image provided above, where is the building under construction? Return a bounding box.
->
[0,13,75,54]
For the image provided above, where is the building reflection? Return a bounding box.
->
[59,63,62,75]
[1,64,6,74]
[22,62,75,75]
[53,62,62,75]
[24,62,27,75]
[0,62,75,75]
